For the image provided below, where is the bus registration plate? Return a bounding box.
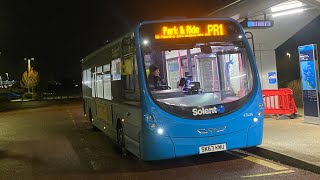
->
[199,143,226,154]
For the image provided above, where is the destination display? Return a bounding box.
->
[154,24,225,39]
[247,20,273,28]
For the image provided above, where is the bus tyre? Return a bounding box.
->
[117,123,127,156]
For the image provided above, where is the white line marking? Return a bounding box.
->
[242,170,295,178]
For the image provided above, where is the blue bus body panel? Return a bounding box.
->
[247,114,264,147]
[173,129,248,157]
[140,91,263,160]
[140,129,176,160]
[141,117,263,161]
[134,18,264,160]
[147,91,262,138]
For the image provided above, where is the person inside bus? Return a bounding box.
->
[177,77,186,89]
[148,64,165,90]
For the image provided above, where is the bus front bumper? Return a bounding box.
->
[140,121,263,161]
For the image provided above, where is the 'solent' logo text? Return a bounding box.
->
[192,105,225,116]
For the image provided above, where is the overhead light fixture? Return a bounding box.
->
[271,1,303,12]
[286,52,291,58]
[143,39,149,45]
[272,8,304,17]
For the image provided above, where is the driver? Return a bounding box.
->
[148,64,165,90]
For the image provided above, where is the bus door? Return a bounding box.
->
[195,57,220,92]
[119,38,142,153]
[165,50,193,89]
[217,53,246,102]
[194,52,246,102]
[166,59,180,89]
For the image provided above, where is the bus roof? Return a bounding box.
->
[81,32,134,63]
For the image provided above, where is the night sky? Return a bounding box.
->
[0,0,234,87]
[1,0,317,90]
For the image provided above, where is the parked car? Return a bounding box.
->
[0,93,21,101]
[43,89,56,97]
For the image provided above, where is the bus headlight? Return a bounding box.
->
[144,113,167,136]
[157,128,164,135]
[253,117,258,123]
[150,123,165,135]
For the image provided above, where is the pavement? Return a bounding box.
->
[245,109,320,174]
[1,101,320,174]
[0,98,82,112]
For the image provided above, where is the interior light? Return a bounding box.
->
[143,39,149,45]
[271,1,303,12]
[157,128,164,135]
[286,52,291,58]
[272,8,304,17]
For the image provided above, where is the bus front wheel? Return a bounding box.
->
[117,122,127,156]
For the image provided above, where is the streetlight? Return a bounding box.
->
[286,52,291,61]
[5,72,9,80]
[24,57,34,72]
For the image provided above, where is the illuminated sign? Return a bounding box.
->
[246,20,273,28]
[155,24,225,39]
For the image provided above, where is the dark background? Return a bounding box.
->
[0,0,319,91]
[276,15,320,88]
[0,0,234,87]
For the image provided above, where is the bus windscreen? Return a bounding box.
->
[139,20,254,120]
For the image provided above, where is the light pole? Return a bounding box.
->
[24,58,34,72]
[24,58,34,93]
